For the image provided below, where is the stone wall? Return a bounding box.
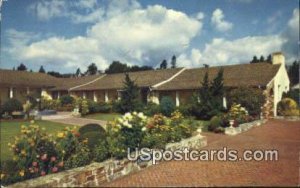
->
[8,134,207,188]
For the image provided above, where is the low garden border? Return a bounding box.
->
[225,119,268,136]
[7,134,207,187]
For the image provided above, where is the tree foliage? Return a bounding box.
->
[287,60,299,86]
[118,73,141,113]
[171,55,176,68]
[86,63,98,75]
[39,66,46,73]
[17,63,27,71]
[160,59,167,69]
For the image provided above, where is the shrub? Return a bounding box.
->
[87,100,100,114]
[26,95,38,109]
[0,160,21,185]
[93,140,109,162]
[80,132,106,150]
[59,95,74,106]
[208,116,222,132]
[227,87,265,116]
[64,146,91,170]
[78,124,106,136]
[81,99,89,116]
[143,102,160,116]
[277,98,300,116]
[282,89,299,105]
[160,96,175,117]
[2,98,23,115]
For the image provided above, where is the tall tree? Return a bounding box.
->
[17,63,27,71]
[266,54,272,63]
[288,60,299,86]
[160,59,167,69]
[171,55,176,68]
[119,73,141,113]
[259,55,265,62]
[75,68,82,77]
[86,63,98,75]
[200,71,210,102]
[39,66,46,73]
[210,68,224,111]
[250,56,258,64]
[105,61,129,74]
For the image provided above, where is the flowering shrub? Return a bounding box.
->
[277,98,300,116]
[1,121,88,185]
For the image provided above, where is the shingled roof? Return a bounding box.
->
[0,69,58,88]
[70,68,183,91]
[50,74,102,91]
[153,63,281,91]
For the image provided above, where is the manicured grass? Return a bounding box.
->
[84,113,122,121]
[0,120,74,162]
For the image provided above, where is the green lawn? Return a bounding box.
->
[84,113,122,121]
[0,120,74,162]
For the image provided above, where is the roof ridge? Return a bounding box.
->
[69,74,106,91]
[151,68,186,89]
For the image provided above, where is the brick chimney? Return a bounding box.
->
[272,52,285,65]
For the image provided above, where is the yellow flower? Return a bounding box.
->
[57,132,65,138]
[13,156,18,161]
[1,173,5,179]
[30,120,35,124]
[21,149,26,156]
[19,170,25,177]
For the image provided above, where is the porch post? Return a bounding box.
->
[9,87,13,98]
[223,96,227,109]
[93,91,97,102]
[83,92,86,99]
[175,91,180,107]
[57,91,61,99]
[105,91,108,102]
[26,87,30,103]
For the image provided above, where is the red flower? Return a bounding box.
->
[58,161,64,167]
[52,167,58,173]
[50,156,56,162]
[41,154,48,161]
[32,161,38,167]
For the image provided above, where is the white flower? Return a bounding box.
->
[133,111,137,115]
[138,112,144,118]
[141,127,147,132]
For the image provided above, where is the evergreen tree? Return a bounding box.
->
[86,63,98,75]
[17,63,27,71]
[105,61,129,74]
[259,55,265,62]
[160,59,167,69]
[39,66,46,73]
[75,68,82,77]
[199,71,210,102]
[266,54,272,63]
[210,68,224,111]
[119,73,141,113]
[250,56,258,64]
[288,60,299,86]
[171,55,176,68]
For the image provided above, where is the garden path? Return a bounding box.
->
[41,112,107,128]
[104,119,300,187]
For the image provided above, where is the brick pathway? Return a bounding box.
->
[104,119,300,187]
[41,112,107,128]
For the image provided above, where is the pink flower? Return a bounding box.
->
[58,161,64,167]
[52,167,58,173]
[34,168,39,173]
[32,161,38,167]
[50,156,56,162]
[41,171,46,176]
[41,154,48,161]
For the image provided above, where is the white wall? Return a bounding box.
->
[273,63,290,116]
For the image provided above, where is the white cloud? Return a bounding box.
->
[281,8,299,62]
[8,4,202,70]
[196,12,205,20]
[177,35,286,67]
[211,8,233,32]
[28,0,67,21]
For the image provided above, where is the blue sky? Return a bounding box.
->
[1,0,299,73]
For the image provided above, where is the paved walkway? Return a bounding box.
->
[104,119,300,187]
[41,112,107,128]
